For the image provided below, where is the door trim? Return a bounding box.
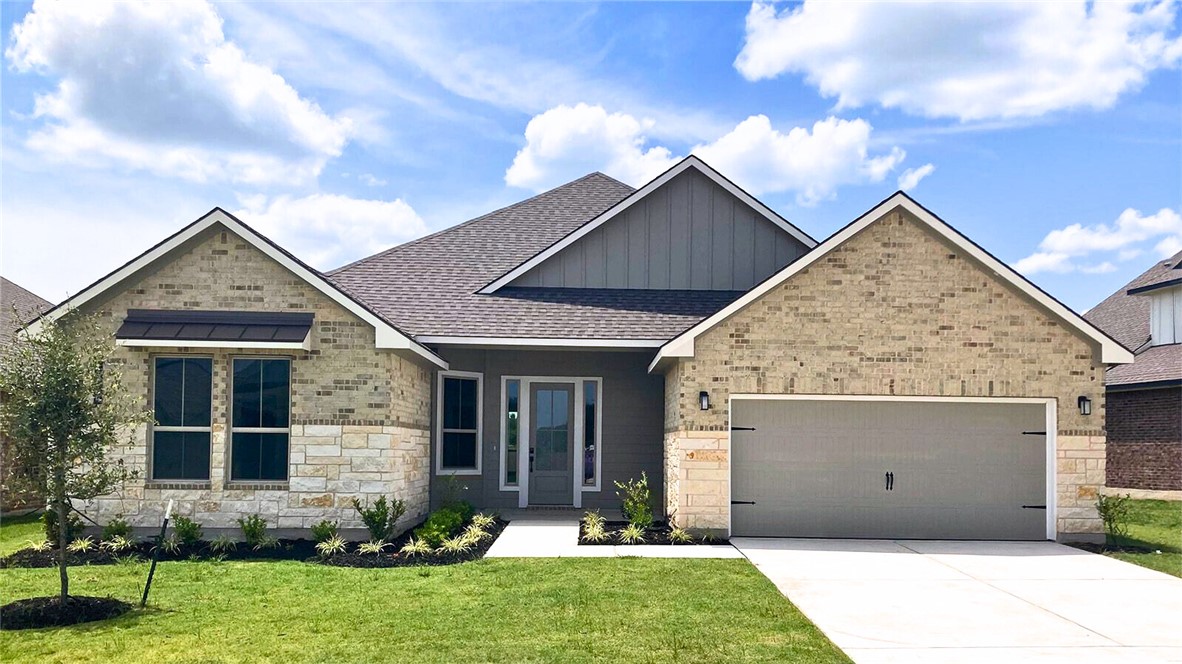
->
[727,394,1058,541]
[502,375,603,509]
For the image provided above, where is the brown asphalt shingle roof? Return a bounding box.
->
[1084,250,1182,386]
[0,277,52,358]
[328,172,748,339]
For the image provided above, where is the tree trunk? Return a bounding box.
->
[54,472,69,603]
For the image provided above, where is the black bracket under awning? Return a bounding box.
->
[116,309,314,347]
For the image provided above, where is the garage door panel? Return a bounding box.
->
[731,399,1048,540]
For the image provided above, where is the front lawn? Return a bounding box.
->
[0,512,42,557]
[0,556,847,663]
[1108,498,1182,578]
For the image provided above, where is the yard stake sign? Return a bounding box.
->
[141,499,174,608]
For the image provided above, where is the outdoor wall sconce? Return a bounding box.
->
[699,390,710,410]
[1078,395,1092,416]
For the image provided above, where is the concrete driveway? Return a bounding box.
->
[732,538,1182,664]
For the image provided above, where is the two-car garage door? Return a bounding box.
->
[730,398,1050,540]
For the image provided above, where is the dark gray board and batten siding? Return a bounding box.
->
[428,348,666,516]
[508,169,810,291]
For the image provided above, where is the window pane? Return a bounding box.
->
[505,380,519,485]
[232,432,290,481]
[259,359,290,428]
[442,431,477,469]
[443,377,462,429]
[584,382,597,485]
[232,359,262,428]
[153,431,210,480]
[182,358,212,427]
[153,358,184,427]
[459,378,478,430]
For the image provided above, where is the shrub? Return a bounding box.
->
[310,519,338,543]
[413,506,465,548]
[581,520,609,544]
[67,537,95,553]
[43,509,84,543]
[462,524,490,544]
[27,539,52,552]
[209,534,237,554]
[172,515,203,547]
[237,514,268,547]
[439,535,472,554]
[400,537,432,557]
[160,534,182,555]
[581,510,606,530]
[102,516,133,541]
[351,496,407,542]
[1096,493,1133,543]
[668,526,694,544]
[315,535,348,558]
[470,512,497,530]
[100,535,135,553]
[358,540,391,555]
[614,472,654,528]
[252,535,280,551]
[618,523,646,545]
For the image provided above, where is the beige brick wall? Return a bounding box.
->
[75,224,433,533]
[663,208,1107,538]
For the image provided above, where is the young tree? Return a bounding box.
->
[0,310,148,602]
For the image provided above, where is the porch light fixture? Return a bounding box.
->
[1077,396,1092,416]
[699,390,710,410]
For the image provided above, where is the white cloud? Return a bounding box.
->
[505,105,906,205]
[897,164,936,192]
[735,1,1182,121]
[1015,207,1182,274]
[235,193,427,270]
[6,0,353,185]
[359,174,389,187]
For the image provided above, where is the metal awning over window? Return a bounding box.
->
[115,309,313,350]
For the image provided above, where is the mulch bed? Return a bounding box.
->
[0,596,132,630]
[0,519,508,570]
[1066,541,1159,555]
[579,521,729,546]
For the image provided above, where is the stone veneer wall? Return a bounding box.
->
[75,225,432,533]
[663,208,1109,538]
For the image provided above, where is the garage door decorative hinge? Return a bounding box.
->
[730,500,756,505]
[730,426,756,431]
[1021,431,1046,436]
[1021,505,1047,509]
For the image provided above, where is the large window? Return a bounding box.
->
[152,357,212,480]
[438,372,481,474]
[231,358,291,482]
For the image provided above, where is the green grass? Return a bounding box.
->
[0,512,43,557]
[0,556,847,663]
[1108,499,1182,578]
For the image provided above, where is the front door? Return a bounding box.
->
[528,383,574,505]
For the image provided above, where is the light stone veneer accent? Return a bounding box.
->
[662,208,1111,539]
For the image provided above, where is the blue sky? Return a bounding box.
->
[2,1,1179,313]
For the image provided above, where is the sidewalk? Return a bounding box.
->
[484,519,742,559]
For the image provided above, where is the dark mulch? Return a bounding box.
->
[0,595,132,630]
[579,521,729,546]
[317,518,507,568]
[0,548,120,569]
[1066,541,1158,555]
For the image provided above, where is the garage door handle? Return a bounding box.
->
[885,471,894,491]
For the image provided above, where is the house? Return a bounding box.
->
[1085,251,1182,493]
[1,277,53,512]
[30,157,1132,541]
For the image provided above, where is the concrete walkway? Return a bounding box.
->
[732,538,1182,664]
[485,519,742,558]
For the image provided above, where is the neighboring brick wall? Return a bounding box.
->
[1106,387,1182,490]
[663,208,1108,537]
[74,224,433,533]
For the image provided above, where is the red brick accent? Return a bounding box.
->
[1106,387,1182,490]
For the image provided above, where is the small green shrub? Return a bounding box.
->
[400,537,432,557]
[614,472,654,528]
[102,516,133,541]
[27,539,52,552]
[439,535,472,554]
[43,509,84,543]
[315,535,348,558]
[581,520,609,543]
[310,519,338,543]
[351,495,407,542]
[618,523,647,545]
[1096,493,1133,542]
[160,534,182,555]
[252,535,280,551]
[413,506,465,547]
[581,510,606,530]
[67,536,95,553]
[470,513,497,530]
[358,540,391,555]
[172,515,203,547]
[100,535,135,553]
[462,524,490,544]
[668,526,694,544]
[209,534,237,554]
[237,514,268,547]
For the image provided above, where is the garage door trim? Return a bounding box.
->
[727,394,1058,540]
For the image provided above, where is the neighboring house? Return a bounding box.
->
[0,277,53,512]
[29,157,1132,541]
[1085,251,1182,492]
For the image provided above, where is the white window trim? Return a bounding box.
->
[149,354,214,482]
[437,370,484,476]
[227,356,293,484]
[502,375,603,508]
